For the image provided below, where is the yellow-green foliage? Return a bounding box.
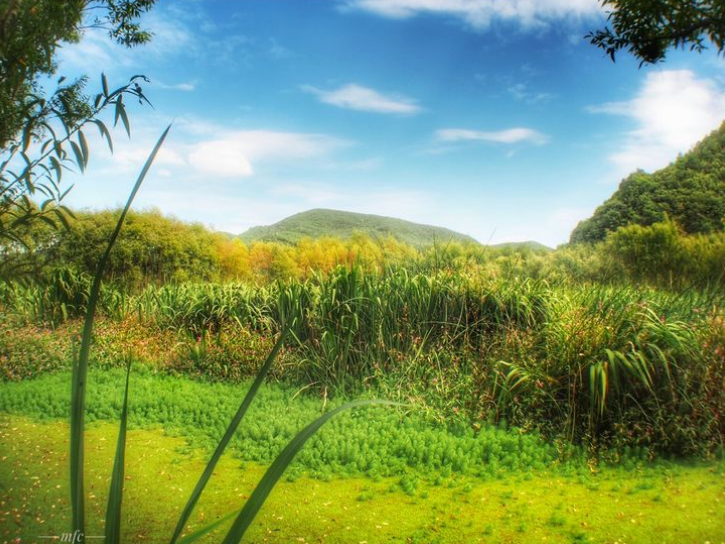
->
[605,218,725,288]
[4,207,723,290]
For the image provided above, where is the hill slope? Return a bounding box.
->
[489,241,553,252]
[239,209,480,247]
[571,122,725,243]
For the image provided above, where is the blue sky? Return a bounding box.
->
[54,0,725,247]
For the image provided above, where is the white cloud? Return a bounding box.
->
[302,84,422,115]
[114,146,187,168]
[188,140,255,177]
[436,127,549,145]
[187,131,348,178]
[71,114,350,180]
[590,70,725,174]
[153,80,196,92]
[340,0,602,30]
[56,28,120,71]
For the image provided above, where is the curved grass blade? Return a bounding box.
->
[176,511,238,544]
[105,358,132,544]
[169,326,288,544]
[70,124,171,534]
[222,400,401,544]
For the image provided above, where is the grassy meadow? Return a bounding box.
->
[2,220,725,543]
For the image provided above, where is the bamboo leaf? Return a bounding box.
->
[93,120,114,153]
[21,122,33,154]
[119,106,131,138]
[49,156,63,184]
[114,95,124,127]
[78,130,90,166]
[70,141,85,172]
[54,207,72,230]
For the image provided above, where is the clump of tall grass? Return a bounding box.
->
[57,126,399,544]
[2,243,724,454]
[492,284,722,454]
[1,267,129,326]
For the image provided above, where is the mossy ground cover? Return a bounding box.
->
[1,371,724,544]
[0,368,565,480]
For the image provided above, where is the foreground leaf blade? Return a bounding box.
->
[222,400,400,544]
[70,124,171,534]
[170,328,288,544]
[105,359,132,544]
[176,511,238,544]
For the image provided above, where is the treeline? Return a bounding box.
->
[571,121,725,243]
[2,207,724,290]
[0,208,420,286]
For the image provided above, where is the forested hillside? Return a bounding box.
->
[240,208,479,247]
[571,122,725,243]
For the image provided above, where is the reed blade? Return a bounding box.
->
[105,359,132,544]
[69,124,171,534]
[169,326,288,544]
[222,400,400,544]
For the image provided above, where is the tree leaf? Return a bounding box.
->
[93,120,114,153]
[119,106,131,138]
[49,156,63,184]
[70,141,85,172]
[78,130,90,166]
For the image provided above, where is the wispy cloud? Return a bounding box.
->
[340,0,602,30]
[187,130,350,178]
[302,83,422,115]
[588,70,725,175]
[507,83,553,104]
[78,115,350,180]
[152,80,197,92]
[436,127,549,145]
[268,38,294,60]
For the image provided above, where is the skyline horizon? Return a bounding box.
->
[50,0,725,247]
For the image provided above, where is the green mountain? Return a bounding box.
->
[239,208,480,247]
[571,121,725,244]
[489,241,553,252]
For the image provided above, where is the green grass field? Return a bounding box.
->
[1,370,724,544]
[2,261,724,543]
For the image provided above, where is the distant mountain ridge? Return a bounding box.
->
[239,208,480,247]
[571,121,725,243]
[489,241,553,252]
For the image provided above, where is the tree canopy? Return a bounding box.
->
[0,0,157,253]
[570,121,725,243]
[589,0,725,64]
[0,0,157,147]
